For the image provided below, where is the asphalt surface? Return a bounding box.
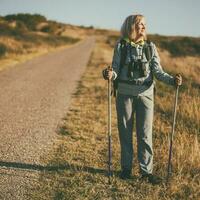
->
[0,37,95,199]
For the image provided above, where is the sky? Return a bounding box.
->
[0,0,199,37]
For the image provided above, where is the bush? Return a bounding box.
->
[0,23,24,37]
[0,23,12,35]
[0,43,7,57]
[4,13,47,31]
[40,25,51,33]
[15,21,28,32]
[40,22,58,34]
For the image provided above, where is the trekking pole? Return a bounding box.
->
[107,65,112,184]
[166,85,180,182]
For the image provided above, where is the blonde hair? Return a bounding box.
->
[120,14,147,41]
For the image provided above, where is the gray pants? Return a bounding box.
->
[116,93,154,175]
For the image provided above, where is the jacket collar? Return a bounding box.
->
[123,37,145,47]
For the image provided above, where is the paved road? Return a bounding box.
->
[0,37,95,199]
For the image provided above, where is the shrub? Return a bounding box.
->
[4,13,47,31]
[0,22,25,38]
[40,25,51,33]
[0,43,7,57]
[15,21,28,32]
[40,21,64,34]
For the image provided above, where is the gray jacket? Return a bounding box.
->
[112,39,175,96]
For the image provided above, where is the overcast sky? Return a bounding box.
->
[0,0,199,37]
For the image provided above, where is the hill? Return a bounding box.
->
[0,13,96,70]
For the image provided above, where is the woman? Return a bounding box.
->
[102,14,182,185]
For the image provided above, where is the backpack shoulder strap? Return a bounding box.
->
[112,38,127,97]
[143,40,154,61]
[144,40,156,91]
[119,38,127,74]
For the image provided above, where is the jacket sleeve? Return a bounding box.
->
[111,40,121,80]
[150,43,175,86]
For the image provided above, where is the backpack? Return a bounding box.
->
[113,39,154,97]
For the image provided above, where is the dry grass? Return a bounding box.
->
[61,25,95,39]
[159,49,200,85]
[29,35,200,200]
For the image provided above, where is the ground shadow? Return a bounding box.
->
[0,160,118,176]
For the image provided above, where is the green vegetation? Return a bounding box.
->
[0,43,7,57]
[0,23,25,37]
[4,13,46,31]
[79,25,94,29]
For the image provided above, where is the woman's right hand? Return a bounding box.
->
[102,68,113,80]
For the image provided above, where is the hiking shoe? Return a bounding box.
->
[141,174,162,185]
[119,170,132,179]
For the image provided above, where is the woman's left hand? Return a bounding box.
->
[175,73,182,86]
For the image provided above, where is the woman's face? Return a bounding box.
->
[135,18,146,38]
